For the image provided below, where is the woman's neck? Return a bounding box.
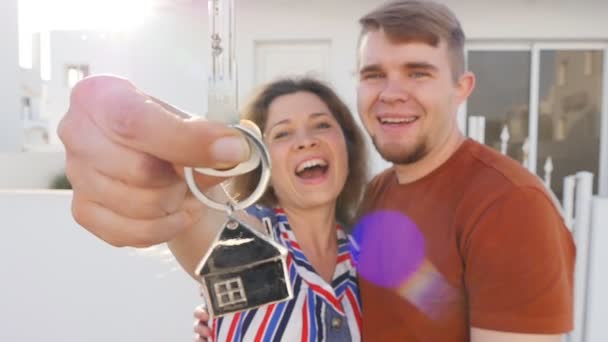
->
[281,204,338,282]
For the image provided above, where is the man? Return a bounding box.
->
[350,1,574,341]
[59,1,574,341]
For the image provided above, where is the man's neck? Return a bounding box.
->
[393,130,466,184]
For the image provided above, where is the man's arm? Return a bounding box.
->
[471,327,563,342]
[464,186,575,336]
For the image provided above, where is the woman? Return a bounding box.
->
[170,77,368,341]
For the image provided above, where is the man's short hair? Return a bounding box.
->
[359,0,466,81]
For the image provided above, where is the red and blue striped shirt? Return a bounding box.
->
[210,207,362,342]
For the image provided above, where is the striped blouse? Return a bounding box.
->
[210,206,362,342]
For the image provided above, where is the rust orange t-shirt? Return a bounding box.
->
[357,139,575,341]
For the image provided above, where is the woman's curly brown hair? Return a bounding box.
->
[231,77,369,227]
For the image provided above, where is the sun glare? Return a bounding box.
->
[19,0,157,33]
[18,0,159,69]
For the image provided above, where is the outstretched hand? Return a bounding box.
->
[59,75,251,247]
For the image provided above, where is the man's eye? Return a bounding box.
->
[410,71,430,79]
[362,72,384,80]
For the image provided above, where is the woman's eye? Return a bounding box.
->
[273,131,290,139]
[316,122,331,129]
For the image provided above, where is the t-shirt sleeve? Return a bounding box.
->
[463,186,575,333]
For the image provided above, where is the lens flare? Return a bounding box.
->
[352,210,456,319]
[352,210,426,288]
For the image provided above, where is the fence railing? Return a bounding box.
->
[566,172,594,342]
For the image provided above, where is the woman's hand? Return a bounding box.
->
[193,304,212,342]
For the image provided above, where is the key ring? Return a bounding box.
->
[191,127,261,177]
[184,123,271,212]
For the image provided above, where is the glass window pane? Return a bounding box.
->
[467,51,531,162]
[537,50,603,197]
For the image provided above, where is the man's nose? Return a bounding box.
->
[379,78,409,104]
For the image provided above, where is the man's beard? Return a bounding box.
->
[372,136,428,165]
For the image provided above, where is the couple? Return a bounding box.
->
[59,1,574,341]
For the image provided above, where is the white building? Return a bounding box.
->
[1,0,607,341]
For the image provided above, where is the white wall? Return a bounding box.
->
[585,196,608,342]
[0,191,200,341]
[43,31,134,145]
[126,5,207,117]
[451,0,608,41]
[1,192,607,341]
[0,0,22,152]
[0,152,66,189]
[38,6,207,147]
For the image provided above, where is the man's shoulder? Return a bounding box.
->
[455,140,563,217]
[461,139,546,190]
[367,167,395,191]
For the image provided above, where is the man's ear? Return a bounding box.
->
[455,71,476,105]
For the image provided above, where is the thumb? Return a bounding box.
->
[76,75,251,169]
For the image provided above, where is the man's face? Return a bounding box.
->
[356,29,472,165]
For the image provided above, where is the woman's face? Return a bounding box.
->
[263,91,349,212]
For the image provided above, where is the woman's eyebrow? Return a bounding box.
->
[266,112,331,134]
[266,119,290,134]
[310,112,331,119]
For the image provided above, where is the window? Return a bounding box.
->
[537,50,603,198]
[466,50,531,162]
[585,51,593,76]
[466,43,606,198]
[66,64,89,88]
[214,277,247,307]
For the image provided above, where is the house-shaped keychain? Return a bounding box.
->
[195,218,293,317]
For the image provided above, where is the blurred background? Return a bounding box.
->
[0,0,607,341]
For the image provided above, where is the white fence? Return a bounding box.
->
[564,172,594,342]
[0,191,200,341]
[0,151,66,189]
[585,197,608,342]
